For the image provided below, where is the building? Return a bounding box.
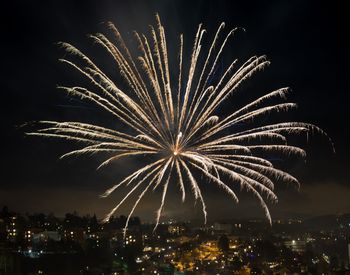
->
[284,240,306,253]
[168,224,185,235]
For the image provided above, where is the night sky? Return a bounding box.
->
[1,0,349,221]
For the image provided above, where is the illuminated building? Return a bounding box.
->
[284,239,306,253]
[168,225,185,235]
[6,217,17,242]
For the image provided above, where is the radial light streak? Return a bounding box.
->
[27,15,333,232]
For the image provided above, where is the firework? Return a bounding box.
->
[27,15,333,236]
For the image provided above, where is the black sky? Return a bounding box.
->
[1,0,349,221]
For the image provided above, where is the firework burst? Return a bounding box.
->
[27,15,333,236]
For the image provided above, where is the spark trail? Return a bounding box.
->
[27,15,333,235]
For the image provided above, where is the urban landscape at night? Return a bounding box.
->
[1,206,350,274]
[2,0,350,274]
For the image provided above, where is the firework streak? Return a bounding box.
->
[27,15,333,236]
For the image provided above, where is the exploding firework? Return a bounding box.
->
[27,15,332,235]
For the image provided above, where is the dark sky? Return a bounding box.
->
[1,0,349,221]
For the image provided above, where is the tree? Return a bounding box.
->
[218,235,229,251]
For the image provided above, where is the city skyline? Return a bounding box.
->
[1,204,349,274]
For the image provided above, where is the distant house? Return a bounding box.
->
[168,224,186,235]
